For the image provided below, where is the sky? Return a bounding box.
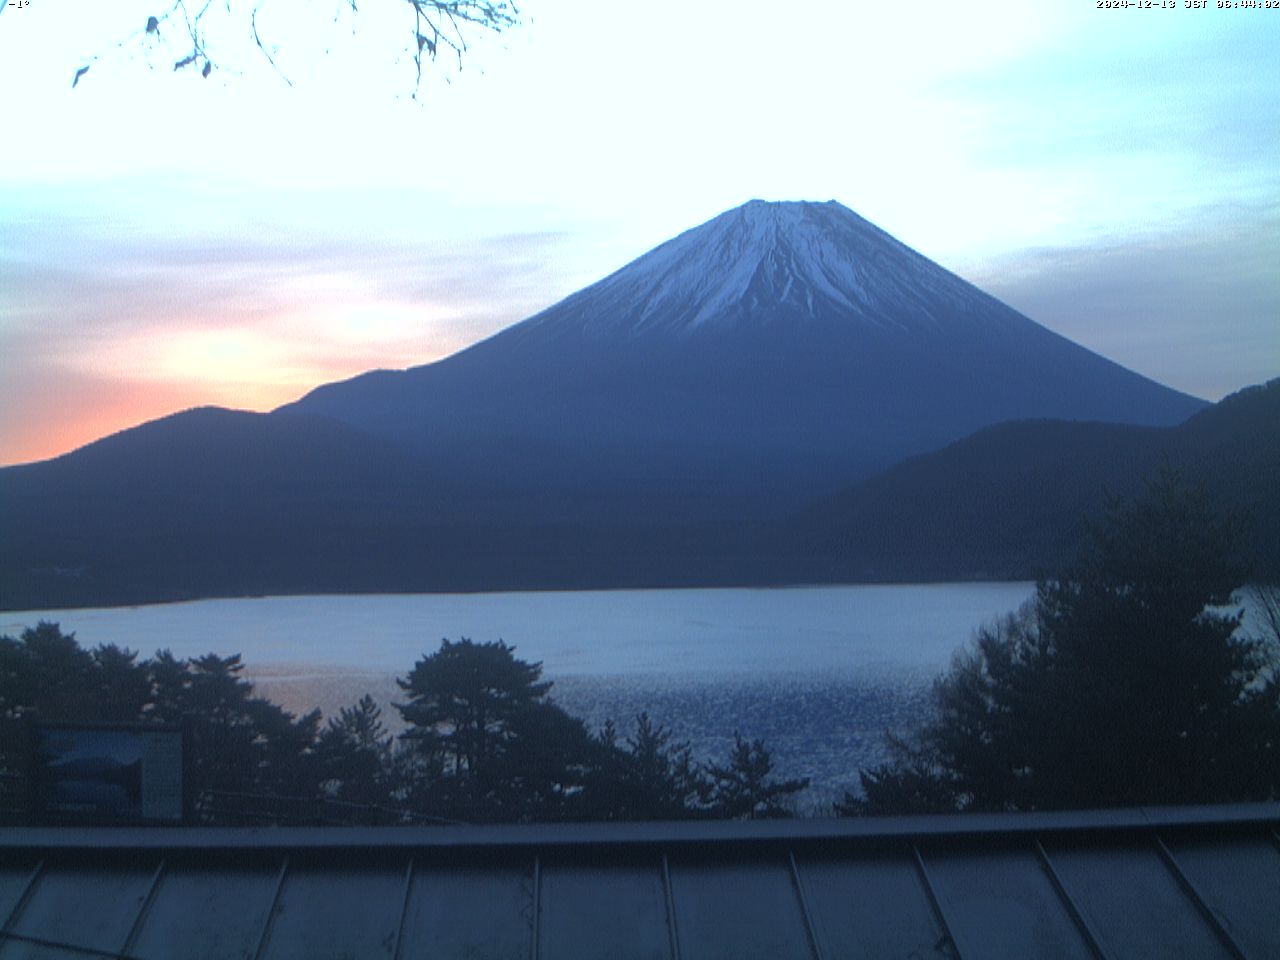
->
[0,0,1276,466]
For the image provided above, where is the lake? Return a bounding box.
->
[3,583,1037,809]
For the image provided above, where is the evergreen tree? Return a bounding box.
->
[397,639,552,778]
[493,700,600,821]
[396,638,599,821]
[707,732,809,819]
[0,622,109,723]
[588,713,710,820]
[91,644,153,722]
[0,629,323,823]
[147,651,322,817]
[846,470,1280,814]
[315,695,394,807]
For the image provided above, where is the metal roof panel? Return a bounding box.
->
[396,862,535,960]
[257,864,405,960]
[1166,835,1280,959]
[0,806,1277,960]
[1042,839,1237,960]
[667,856,815,960]
[0,865,156,960]
[127,863,281,960]
[921,843,1095,960]
[796,851,953,960]
[538,858,673,960]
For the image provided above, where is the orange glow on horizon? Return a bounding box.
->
[0,356,435,468]
[0,299,486,467]
[1,381,286,467]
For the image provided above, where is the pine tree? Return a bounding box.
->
[707,732,809,819]
[847,470,1280,814]
[396,638,552,780]
[315,695,394,807]
[396,638,599,821]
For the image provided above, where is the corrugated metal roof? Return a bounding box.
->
[1,804,1278,959]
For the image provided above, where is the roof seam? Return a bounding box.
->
[1154,834,1250,960]
[910,843,964,960]
[117,858,166,958]
[662,850,682,960]
[788,849,826,960]
[0,859,43,937]
[529,854,542,960]
[0,928,145,960]
[1034,836,1111,960]
[250,856,289,960]
[390,857,415,960]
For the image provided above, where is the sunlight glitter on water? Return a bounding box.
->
[7,584,1037,810]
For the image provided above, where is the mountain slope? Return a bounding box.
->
[0,408,448,608]
[283,200,1205,522]
[793,379,1280,581]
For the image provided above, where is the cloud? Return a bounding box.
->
[0,180,605,464]
[4,183,579,320]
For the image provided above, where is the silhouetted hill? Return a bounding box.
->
[792,379,1280,581]
[1,383,1270,611]
[7,406,430,500]
[0,407,449,608]
[0,405,781,608]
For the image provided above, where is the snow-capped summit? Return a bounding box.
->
[282,200,1207,521]
[512,199,1029,343]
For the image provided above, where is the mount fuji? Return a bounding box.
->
[282,199,1204,521]
[1,199,1223,608]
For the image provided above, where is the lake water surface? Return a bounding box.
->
[4,583,1037,809]
[4,583,1036,676]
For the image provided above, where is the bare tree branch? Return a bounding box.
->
[251,2,292,85]
[72,0,519,92]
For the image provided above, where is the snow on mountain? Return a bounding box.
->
[282,199,1208,521]
[510,199,1027,341]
